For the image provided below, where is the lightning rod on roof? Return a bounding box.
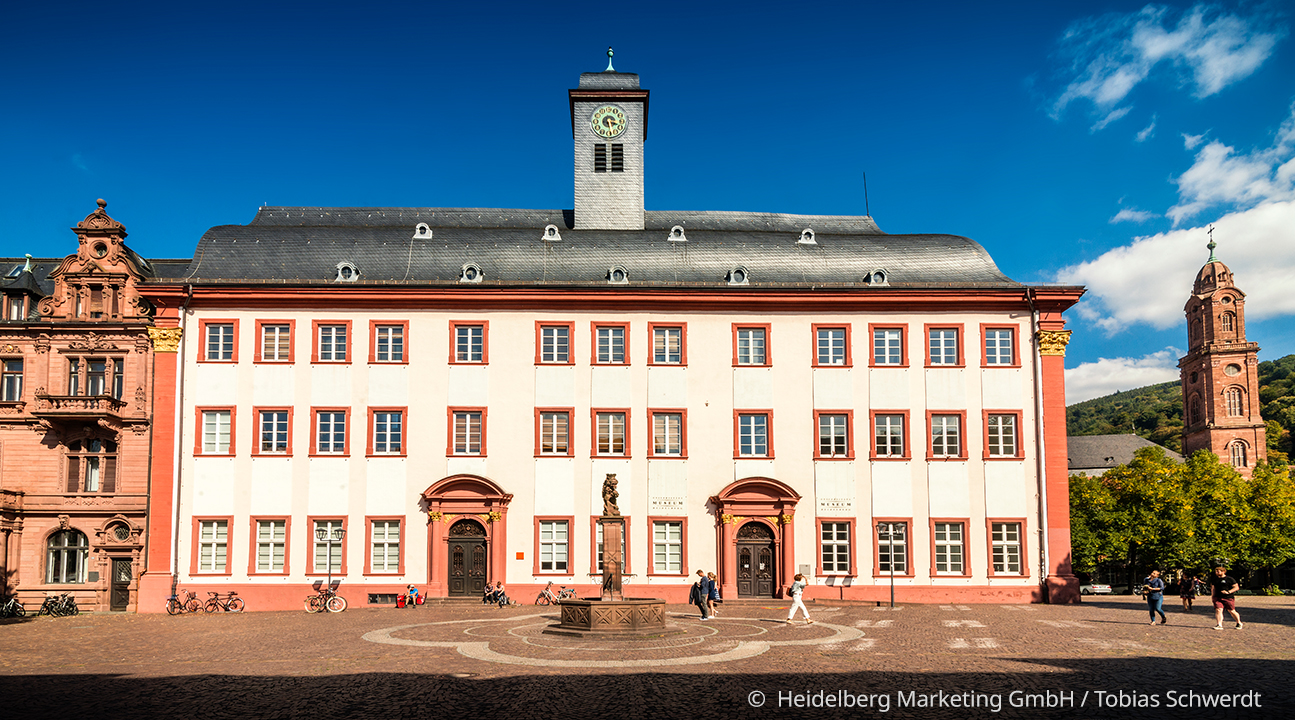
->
[863,172,871,218]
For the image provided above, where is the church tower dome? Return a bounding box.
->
[1178,231,1266,475]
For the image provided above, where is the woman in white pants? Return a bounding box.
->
[786,573,813,624]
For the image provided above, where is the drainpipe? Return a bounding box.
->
[1026,289,1050,601]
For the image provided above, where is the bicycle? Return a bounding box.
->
[165,589,203,615]
[37,592,78,617]
[203,591,245,613]
[305,586,347,614]
[535,581,578,605]
[0,596,25,618]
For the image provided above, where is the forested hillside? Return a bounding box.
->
[1066,353,1295,462]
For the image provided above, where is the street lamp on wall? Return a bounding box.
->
[315,526,346,591]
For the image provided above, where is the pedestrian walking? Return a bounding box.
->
[1208,565,1243,630]
[1178,570,1196,612]
[707,571,721,617]
[785,573,813,625]
[690,569,712,620]
[1143,569,1167,625]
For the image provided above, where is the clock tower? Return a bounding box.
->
[1178,234,1267,476]
[570,48,648,230]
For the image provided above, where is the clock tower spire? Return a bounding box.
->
[570,48,649,230]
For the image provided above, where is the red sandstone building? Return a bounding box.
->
[0,201,185,611]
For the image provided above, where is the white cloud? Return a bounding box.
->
[1065,349,1182,405]
[1168,102,1295,224]
[1090,106,1132,132]
[1050,4,1283,126]
[1110,208,1157,223]
[1182,132,1206,149]
[1057,200,1295,333]
[1136,115,1157,142]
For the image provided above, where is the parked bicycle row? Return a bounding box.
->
[0,593,80,617]
[165,590,244,614]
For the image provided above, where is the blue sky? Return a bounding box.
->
[3,1,1292,403]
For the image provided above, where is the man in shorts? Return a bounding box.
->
[1209,565,1242,630]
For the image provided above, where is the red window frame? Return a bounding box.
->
[535,321,576,365]
[731,323,773,367]
[247,516,291,576]
[871,517,914,579]
[733,409,774,459]
[194,406,236,457]
[191,515,234,576]
[367,406,408,457]
[447,406,487,456]
[251,406,294,456]
[979,323,1021,368]
[449,321,489,365]
[533,516,576,576]
[646,516,688,577]
[647,323,687,366]
[364,516,405,575]
[197,319,239,363]
[591,322,630,365]
[811,323,852,367]
[369,320,410,364]
[589,515,632,575]
[816,517,857,577]
[306,516,349,577]
[869,409,911,461]
[929,517,972,578]
[534,407,576,457]
[986,518,1030,578]
[590,407,631,457]
[311,320,353,364]
[924,323,965,368]
[926,410,969,461]
[813,409,854,460]
[868,323,908,367]
[647,408,688,459]
[253,319,296,363]
[982,409,1025,460]
[310,406,352,456]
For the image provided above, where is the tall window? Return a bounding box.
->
[259,410,289,454]
[1224,387,1244,417]
[986,414,1017,457]
[85,359,107,395]
[374,325,404,362]
[1,359,21,401]
[67,359,79,395]
[261,324,291,361]
[737,413,770,457]
[6,295,26,320]
[816,327,847,365]
[256,520,286,572]
[653,521,682,573]
[538,520,569,572]
[198,520,228,573]
[991,522,1022,574]
[1221,312,1235,332]
[65,439,117,493]
[202,410,231,454]
[1189,394,1202,424]
[452,410,483,455]
[1229,441,1248,468]
[653,412,683,456]
[538,411,570,455]
[821,522,850,573]
[735,327,767,365]
[818,413,849,457]
[595,325,625,364]
[933,522,964,574]
[931,415,961,457]
[928,328,959,365]
[313,520,344,573]
[455,324,485,363]
[206,322,234,361]
[373,411,403,454]
[984,328,1014,365]
[539,325,570,363]
[46,530,89,583]
[873,328,903,365]
[874,414,905,457]
[317,324,348,362]
[652,326,683,364]
[316,411,347,454]
[596,411,626,455]
[877,522,907,574]
[370,520,400,573]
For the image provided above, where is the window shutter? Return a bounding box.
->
[66,457,80,493]
[102,456,117,493]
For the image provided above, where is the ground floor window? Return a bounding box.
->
[933,522,965,574]
[538,520,568,572]
[313,519,345,573]
[820,522,850,573]
[876,521,907,575]
[653,521,682,573]
[991,522,1022,574]
[197,520,228,573]
[255,520,286,572]
[46,530,88,583]
[370,520,400,573]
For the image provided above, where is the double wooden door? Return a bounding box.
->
[735,522,776,598]
[447,519,488,597]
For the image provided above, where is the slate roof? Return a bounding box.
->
[1068,434,1184,472]
[1,256,192,296]
[165,207,1025,288]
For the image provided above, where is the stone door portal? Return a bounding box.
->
[735,522,776,598]
[110,558,132,611]
[447,519,488,597]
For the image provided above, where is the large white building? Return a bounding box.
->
[137,61,1083,610]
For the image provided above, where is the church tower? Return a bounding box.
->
[570,48,648,230]
[1178,233,1266,475]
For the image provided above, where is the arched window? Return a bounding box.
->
[1229,441,1248,468]
[1224,387,1244,417]
[47,529,89,584]
[66,439,117,493]
[1189,394,1202,424]
[1221,312,1235,332]
[1191,319,1203,344]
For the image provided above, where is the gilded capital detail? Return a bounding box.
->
[1036,330,1072,357]
[427,511,442,522]
[147,327,183,353]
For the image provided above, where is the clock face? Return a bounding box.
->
[590,105,627,139]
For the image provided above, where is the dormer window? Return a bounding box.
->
[6,295,25,320]
[334,261,360,283]
[413,223,431,238]
[668,226,687,242]
[460,263,483,284]
[798,228,816,245]
[867,269,889,286]
[543,225,562,242]
[608,265,629,284]
[727,267,749,285]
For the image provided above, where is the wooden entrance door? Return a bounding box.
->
[735,522,776,598]
[110,558,132,611]
[447,519,488,597]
